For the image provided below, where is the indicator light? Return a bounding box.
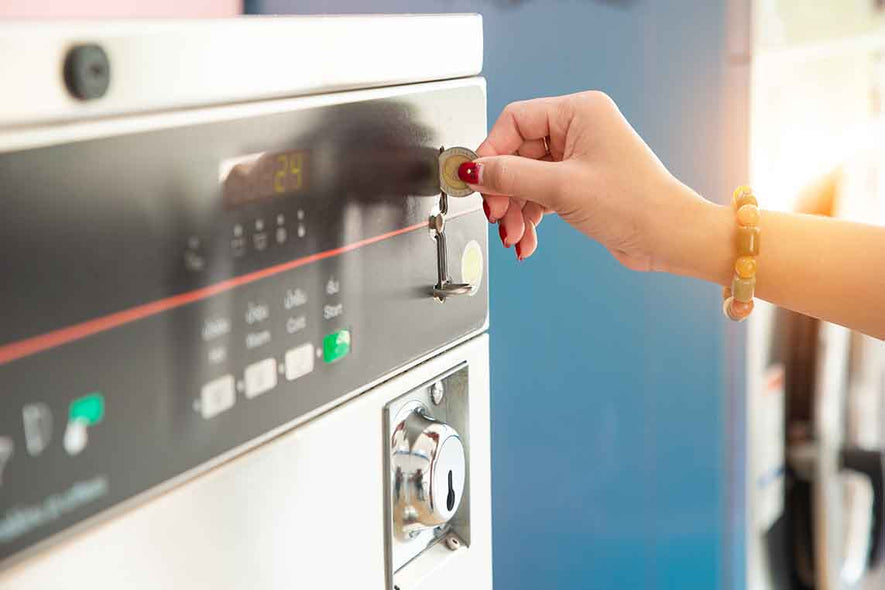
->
[69,392,104,426]
[323,330,351,363]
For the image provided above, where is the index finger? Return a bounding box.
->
[476,96,569,159]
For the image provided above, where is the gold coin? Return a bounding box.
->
[439,147,478,198]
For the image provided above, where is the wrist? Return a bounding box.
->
[651,183,733,286]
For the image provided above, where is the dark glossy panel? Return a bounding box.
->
[0,83,487,563]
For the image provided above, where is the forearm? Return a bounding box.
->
[659,184,885,339]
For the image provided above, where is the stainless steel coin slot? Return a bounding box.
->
[384,363,471,583]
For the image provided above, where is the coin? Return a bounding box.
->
[439,147,478,198]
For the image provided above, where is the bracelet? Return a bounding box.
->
[722,185,760,322]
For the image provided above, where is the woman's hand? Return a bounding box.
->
[462,91,723,274]
[461,91,885,339]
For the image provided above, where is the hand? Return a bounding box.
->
[461,91,716,271]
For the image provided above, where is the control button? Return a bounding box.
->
[326,277,340,296]
[200,375,235,419]
[63,44,111,101]
[64,422,88,456]
[0,437,12,486]
[244,358,278,398]
[22,402,52,456]
[64,392,104,456]
[285,343,315,381]
[323,330,351,364]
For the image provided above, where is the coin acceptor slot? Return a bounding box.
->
[385,363,472,583]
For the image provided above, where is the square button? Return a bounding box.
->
[244,358,277,399]
[285,343,315,381]
[323,330,351,363]
[200,375,235,419]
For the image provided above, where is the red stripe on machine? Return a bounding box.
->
[0,219,439,366]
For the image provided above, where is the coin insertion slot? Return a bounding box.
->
[383,362,472,583]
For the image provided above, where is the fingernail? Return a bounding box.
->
[458,161,480,185]
[482,201,494,223]
[499,224,509,248]
[515,243,523,260]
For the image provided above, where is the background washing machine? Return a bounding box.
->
[0,16,492,589]
[748,5,885,585]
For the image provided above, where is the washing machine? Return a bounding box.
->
[0,16,492,589]
[782,136,885,590]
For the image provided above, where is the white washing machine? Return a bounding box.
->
[0,16,492,589]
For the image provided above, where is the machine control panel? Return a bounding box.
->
[0,80,487,565]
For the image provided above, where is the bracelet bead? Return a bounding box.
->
[734,256,757,279]
[722,297,747,321]
[724,297,753,322]
[730,299,754,318]
[737,204,760,227]
[732,185,752,202]
[734,193,758,211]
[736,226,760,256]
[731,275,756,303]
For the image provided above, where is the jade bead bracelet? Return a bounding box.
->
[723,186,760,322]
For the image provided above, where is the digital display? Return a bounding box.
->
[220,149,308,209]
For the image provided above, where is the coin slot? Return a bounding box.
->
[447,469,456,512]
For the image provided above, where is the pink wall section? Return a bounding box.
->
[0,0,241,17]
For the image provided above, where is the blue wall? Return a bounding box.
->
[249,2,734,587]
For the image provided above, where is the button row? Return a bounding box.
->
[198,330,350,420]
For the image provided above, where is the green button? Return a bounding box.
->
[69,392,104,426]
[323,330,351,363]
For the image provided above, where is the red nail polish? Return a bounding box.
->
[458,161,480,184]
[515,243,522,260]
[499,224,509,247]
[482,201,492,223]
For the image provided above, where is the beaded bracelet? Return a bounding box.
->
[722,185,760,322]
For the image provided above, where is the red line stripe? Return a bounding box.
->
[0,220,435,367]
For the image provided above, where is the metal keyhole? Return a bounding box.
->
[446,470,456,512]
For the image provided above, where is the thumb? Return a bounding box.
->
[466,155,564,209]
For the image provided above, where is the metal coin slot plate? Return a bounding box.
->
[431,147,478,300]
[383,362,471,584]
